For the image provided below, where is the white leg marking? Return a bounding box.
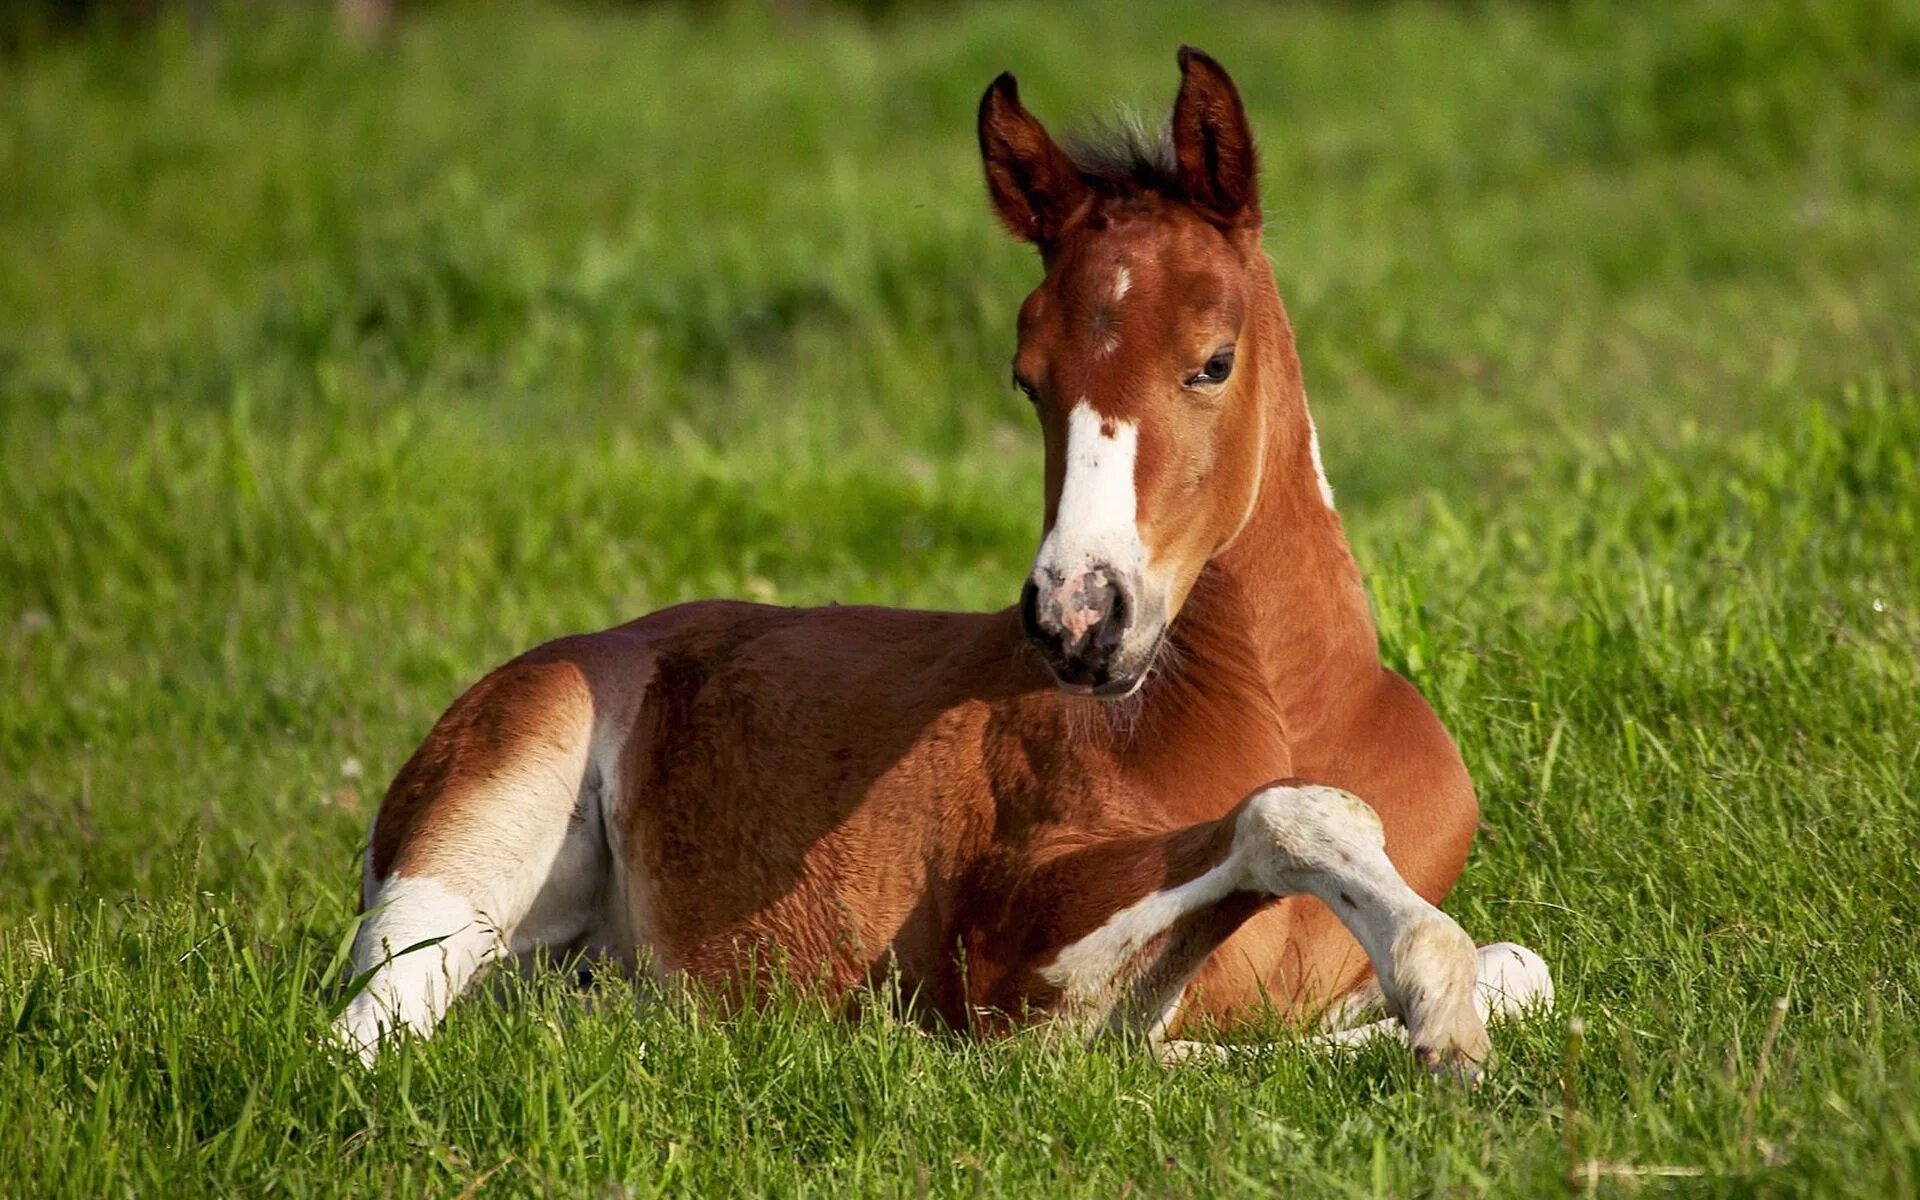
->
[1042,859,1240,1011]
[1234,786,1486,1071]
[1155,1038,1237,1066]
[333,757,615,1062]
[1314,941,1554,1053]
[1314,1015,1403,1050]
[1042,784,1490,1072]
[333,876,504,1063]
[1469,941,1554,1022]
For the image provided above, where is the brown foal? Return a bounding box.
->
[336,47,1551,1073]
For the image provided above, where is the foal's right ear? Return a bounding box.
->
[978,73,1090,248]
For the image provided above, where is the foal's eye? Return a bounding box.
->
[1185,347,1235,388]
[1013,372,1039,404]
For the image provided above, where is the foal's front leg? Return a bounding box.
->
[1040,782,1490,1074]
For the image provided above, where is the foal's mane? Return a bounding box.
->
[1061,113,1179,198]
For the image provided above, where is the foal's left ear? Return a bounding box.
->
[1172,46,1259,226]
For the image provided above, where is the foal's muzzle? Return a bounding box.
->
[1021,563,1142,695]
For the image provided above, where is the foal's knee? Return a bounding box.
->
[1233,783,1385,889]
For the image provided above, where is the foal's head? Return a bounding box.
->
[981,48,1279,697]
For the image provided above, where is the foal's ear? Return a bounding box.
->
[1171,46,1259,225]
[978,72,1090,247]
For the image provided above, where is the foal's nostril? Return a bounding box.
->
[1093,579,1132,654]
[1019,578,1044,644]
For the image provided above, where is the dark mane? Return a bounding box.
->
[1061,115,1179,196]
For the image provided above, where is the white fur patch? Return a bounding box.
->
[334,875,503,1062]
[1034,402,1144,581]
[1314,942,1554,1053]
[1237,786,1488,1068]
[1305,407,1335,509]
[1111,265,1131,303]
[1042,859,1239,1002]
[1045,785,1397,1013]
[1470,942,1554,1021]
[1042,784,1490,1070]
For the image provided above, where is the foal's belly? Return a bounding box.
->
[625,771,977,1004]
[602,601,1026,1006]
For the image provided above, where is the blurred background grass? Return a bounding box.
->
[2,2,1918,1194]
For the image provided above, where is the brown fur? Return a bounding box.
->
[371,657,595,881]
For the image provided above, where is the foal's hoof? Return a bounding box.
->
[1390,916,1492,1082]
[1412,1012,1492,1082]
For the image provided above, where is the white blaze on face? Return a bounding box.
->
[1034,402,1145,583]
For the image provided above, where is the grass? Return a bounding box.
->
[3,0,1919,1193]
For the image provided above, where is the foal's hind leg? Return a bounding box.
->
[334,657,615,1062]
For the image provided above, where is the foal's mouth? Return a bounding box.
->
[1049,625,1168,701]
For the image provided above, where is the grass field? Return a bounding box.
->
[4,0,1919,1194]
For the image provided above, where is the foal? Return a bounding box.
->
[336,48,1551,1071]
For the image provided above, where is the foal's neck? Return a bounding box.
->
[1173,275,1380,734]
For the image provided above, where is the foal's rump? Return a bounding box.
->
[331,601,998,1059]
[336,646,622,1060]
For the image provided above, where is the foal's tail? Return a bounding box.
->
[333,653,611,1062]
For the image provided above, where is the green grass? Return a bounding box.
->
[4,0,1919,1194]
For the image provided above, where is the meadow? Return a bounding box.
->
[2,1,1918,1194]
